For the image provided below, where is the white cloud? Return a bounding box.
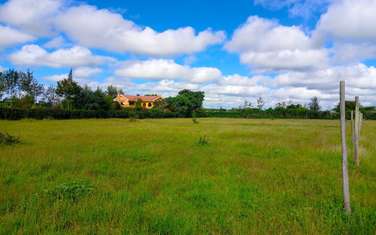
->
[0,0,62,36]
[43,36,66,49]
[226,16,327,71]
[0,25,34,49]
[43,73,67,82]
[10,44,114,68]
[74,67,102,78]
[115,59,222,83]
[315,0,376,43]
[56,5,225,56]
[313,0,376,64]
[0,65,4,72]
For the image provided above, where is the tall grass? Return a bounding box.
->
[0,118,375,234]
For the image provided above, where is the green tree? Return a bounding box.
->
[56,69,81,110]
[19,70,43,99]
[166,89,205,116]
[257,97,265,110]
[106,85,123,98]
[309,97,320,112]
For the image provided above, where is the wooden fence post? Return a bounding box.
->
[354,96,360,166]
[351,111,355,144]
[340,81,351,214]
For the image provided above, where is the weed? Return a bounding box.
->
[192,118,199,124]
[198,135,209,145]
[0,132,20,145]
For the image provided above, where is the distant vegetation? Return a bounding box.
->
[1,68,376,120]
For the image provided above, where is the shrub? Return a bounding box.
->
[0,132,20,145]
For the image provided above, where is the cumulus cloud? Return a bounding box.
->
[0,0,224,56]
[226,16,327,71]
[0,25,34,49]
[315,0,376,43]
[115,59,222,83]
[0,0,62,36]
[55,5,225,56]
[314,0,376,63]
[10,44,114,68]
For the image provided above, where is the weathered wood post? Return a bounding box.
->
[340,81,351,214]
[354,96,360,166]
[351,111,355,144]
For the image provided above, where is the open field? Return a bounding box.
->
[1,118,376,234]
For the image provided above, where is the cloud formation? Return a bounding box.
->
[55,5,225,56]
[0,25,34,49]
[116,59,222,83]
[226,16,327,71]
[10,44,114,68]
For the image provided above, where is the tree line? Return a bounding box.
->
[1,68,376,120]
[0,69,205,119]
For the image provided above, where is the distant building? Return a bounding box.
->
[114,94,162,109]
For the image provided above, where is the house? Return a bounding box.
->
[114,94,162,109]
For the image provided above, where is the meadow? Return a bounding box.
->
[0,118,376,234]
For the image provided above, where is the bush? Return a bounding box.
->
[0,132,20,145]
[0,107,373,120]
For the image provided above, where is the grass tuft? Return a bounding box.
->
[0,132,20,145]
[197,135,209,145]
[44,181,94,202]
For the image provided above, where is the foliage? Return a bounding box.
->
[165,89,204,117]
[256,97,265,110]
[0,69,43,105]
[0,132,20,145]
[106,85,123,98]
[56,69,82,110]
[309,97,321,112]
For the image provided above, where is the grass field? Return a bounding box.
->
[1,118,376,234]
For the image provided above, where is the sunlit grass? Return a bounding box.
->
[0,118,375,234]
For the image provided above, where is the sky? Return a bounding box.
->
[1,0,376,108]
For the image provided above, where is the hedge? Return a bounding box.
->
[0,108,179,120]
[1,107,375,120]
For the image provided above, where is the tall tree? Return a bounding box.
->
[56,69,81,110]
[41,86,59,106]
[257,97,265,110]
[19,70,43,99]
[106,85,123,98]
[309,97,321,112]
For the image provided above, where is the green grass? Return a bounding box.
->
[0,118,376,234]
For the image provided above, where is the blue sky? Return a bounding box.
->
[1,0,376,108]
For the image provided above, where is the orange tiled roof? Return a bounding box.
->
[117,94,162,102]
